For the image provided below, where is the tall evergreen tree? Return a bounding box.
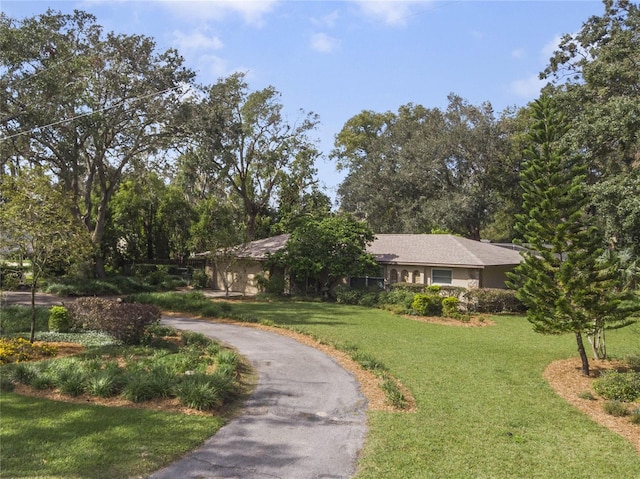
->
[508,96,628,376]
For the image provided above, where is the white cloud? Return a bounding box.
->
[353,0,429,27]
[197,54,230,79]
[172,30,224,51]
[511,48,525,60]
[311,10,340,28]
[510,73,545,99]
[161,0,279,26]
[311,33,340,53]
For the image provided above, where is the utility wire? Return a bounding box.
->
[0,84,185,143]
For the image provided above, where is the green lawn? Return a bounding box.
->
[2,300,639,478]
[0,394,222,478]
[229,301,640,478]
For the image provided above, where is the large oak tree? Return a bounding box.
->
[0,10,194,276]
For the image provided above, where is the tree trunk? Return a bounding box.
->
[30,282,37,343]
[575,331,590,376]
[588,320,606,360]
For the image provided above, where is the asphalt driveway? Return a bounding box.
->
[149,316,368,479]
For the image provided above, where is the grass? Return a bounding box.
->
[0,394,222,479]
[128,291,232,317]
[227,300,640,478]
[2,298,639,477]
[0,325,246,478]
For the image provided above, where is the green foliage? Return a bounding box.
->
[381,375,407,409]
[626,354,640,371]
[631,408,640,425]
[507,95,633,374]
[176,371,236,411]
[121,369,173,403]
[411,293,442,317]
[270,214,377,294]
[0,263,26,289]
[441,297,460,318]
[48,306,70,333]
[333,97,517,239]
[180,331,212,348]
[464,288,525,314]
[593,370,640,402]
[378,288,416,313]
[128,291,232,318]
[67,298,161,345]
[0,305,49,335]
[603,400,629,417]
[190,269,209,289]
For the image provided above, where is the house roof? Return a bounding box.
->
[208,233,523,268]
[231,234,290,260]
[366,234,523,268]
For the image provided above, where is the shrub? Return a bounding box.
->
[442,297,460,318]
[67,298,161,345]
[0,263,26,289]
[0,337,57,364]
[181,330,212,348]
[464,288,525,314]
[593,370,640,402]
[358,292,380,308]
[0,305,49,335]
[349,350,386,372]
[85,366,126,398]
[603,400,629,417]
[390,283,425,293]
[625,354,640,372]
[378,288,416,313]
[630,408,640,425]
[381,375,407,409]
[216,350,239,368]
[121,368,173,402]
[333,285,364,305]
[411,293,442,317]
[128,291,231,318]
[256,273,286,295]
[191,269,209,289]
[176,371,235,410]
[48,306,70,333]
[10,362,40,384]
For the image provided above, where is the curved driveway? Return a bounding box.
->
[149,316,368,479]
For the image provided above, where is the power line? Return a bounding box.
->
[0,84,186,143]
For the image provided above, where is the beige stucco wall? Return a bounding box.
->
[383,265,517,289]
[207,260,265,296]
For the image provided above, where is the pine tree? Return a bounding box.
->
[508,96,627,376]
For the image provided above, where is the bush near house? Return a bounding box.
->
[463,288,525,314]
[67,298,161,345]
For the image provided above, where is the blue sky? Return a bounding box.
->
[3,0,604,201]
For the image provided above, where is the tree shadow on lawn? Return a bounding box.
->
[0,393,219,479]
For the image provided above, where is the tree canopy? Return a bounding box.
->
[332,95,517,240]
[268,214,378,295]
[0,9,194,276]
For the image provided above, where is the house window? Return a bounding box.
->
[390,269,398,284]
[412,270,421,283]
[431,269,452,285]
[401,270,409,282]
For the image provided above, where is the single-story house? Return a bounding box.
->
[204,233,523,295]
[365,234,523,290]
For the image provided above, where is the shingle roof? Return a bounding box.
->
[366,234,523,268]
[233,234,291,260]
